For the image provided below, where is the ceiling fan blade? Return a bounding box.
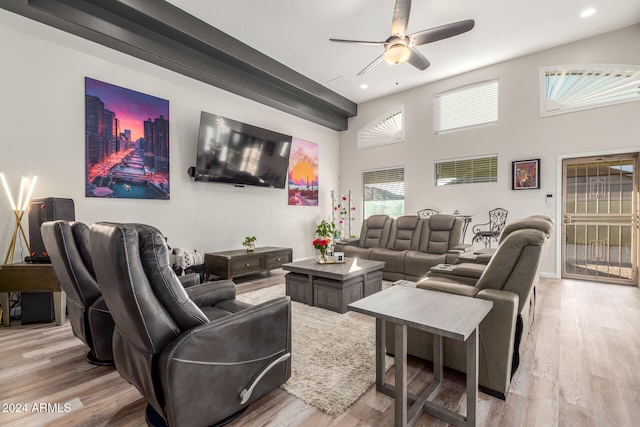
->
[407,47,430,70]
[329,38,386,46]
[391,0,411,38]
[409,19,475,46]
[357,53,385,76]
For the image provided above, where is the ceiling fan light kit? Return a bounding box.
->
[384,44,411,65]
[330,0,474,75]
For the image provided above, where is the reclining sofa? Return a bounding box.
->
[386,216,553,399]
[334,214,469,281]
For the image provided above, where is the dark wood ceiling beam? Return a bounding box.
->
[1,0,357,131]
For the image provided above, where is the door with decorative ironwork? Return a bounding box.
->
[562,155,637,285]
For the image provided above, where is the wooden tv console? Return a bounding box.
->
[204,246,292,280]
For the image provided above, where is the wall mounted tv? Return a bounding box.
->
[194,111,292,189]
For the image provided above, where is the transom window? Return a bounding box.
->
[357,105,405,149]
[434,155,498,187]
[541,64,640,117]
[363,167,405,218]
[434,80,498,134]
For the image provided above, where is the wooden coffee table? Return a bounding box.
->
[349,285,492,427]
[282,258,385,313]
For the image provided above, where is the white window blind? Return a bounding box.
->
[541,64,640,117]
[357,105,405,149]
[434,155,498,186]
[434,80,498,134]
[363,167,405,218]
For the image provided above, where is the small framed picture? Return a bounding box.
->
[512,159,540,190]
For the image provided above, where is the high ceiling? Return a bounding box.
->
[165,0,640,103]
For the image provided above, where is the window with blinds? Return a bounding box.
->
[541,64,640,117]
[434,80,498,134]
[434,155,498,186]
[363,167,405,218]
[357,105,405,149]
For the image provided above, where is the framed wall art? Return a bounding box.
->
[512,159,540,190]
[287,138,319,206]
[85,77,170,199]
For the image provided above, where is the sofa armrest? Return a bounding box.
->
[417,279,478,297]
[334,239,359,251]
[475,253,494,264]
[445,244,472,264]
[457,252,479,263]
[474,289,519,395]
[184,279,237,308]
[452,244,473,253]
[178,272,200,288]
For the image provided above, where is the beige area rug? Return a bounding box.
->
[238,284,394,417]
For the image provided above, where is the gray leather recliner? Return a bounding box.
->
[89,222,292,427]
[386,219,552,399]
[41,220,115,365]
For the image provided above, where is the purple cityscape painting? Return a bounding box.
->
[85,77,170,199]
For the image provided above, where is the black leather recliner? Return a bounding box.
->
[41,220,115,365]
[89,222,292,427]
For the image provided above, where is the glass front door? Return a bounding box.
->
[562,155,637,285]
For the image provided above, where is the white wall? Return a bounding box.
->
[0,10,339,263]
[338,24,640,276]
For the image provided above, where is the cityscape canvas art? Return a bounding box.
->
[288,138,318,206]
[85,77,170,199]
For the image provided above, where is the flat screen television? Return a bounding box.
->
[194,111,292,189]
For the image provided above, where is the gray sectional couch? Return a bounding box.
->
[334,214,470,281]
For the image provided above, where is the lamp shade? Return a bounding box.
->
[384,44,411,65]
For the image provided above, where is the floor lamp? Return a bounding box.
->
[1,174,37,265]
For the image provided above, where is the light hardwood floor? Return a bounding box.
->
[1,271,639,426]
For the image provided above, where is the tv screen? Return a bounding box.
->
[194,111,292,189]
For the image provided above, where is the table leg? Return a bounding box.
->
[375,318,385,391]
[394,323,407,427]
[465,328,478,426]
[433,333,443,384]
[53,291,66,326]
[0,292,10,326]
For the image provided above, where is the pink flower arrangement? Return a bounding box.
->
[334,195,356,225]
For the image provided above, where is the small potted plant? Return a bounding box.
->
[315,219,337,240]
[242,236,256,252]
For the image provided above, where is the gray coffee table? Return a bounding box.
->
[349,285,492,427]
[282,258,385,313]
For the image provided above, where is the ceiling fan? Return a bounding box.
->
[330,0,475,76]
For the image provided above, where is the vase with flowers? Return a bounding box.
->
[314,219,337,263]
[312,237,331,263]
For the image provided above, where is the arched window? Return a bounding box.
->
[540,64,640,117]
[357,105,405,149]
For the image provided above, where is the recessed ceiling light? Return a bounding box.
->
[580,8,596,18]
[360,83,368,89]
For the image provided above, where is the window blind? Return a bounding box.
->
[357,106,405,149]
[363,167,405,218]
[434,80,498,134]
[541,64,640,116]
[434,155,497,186]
